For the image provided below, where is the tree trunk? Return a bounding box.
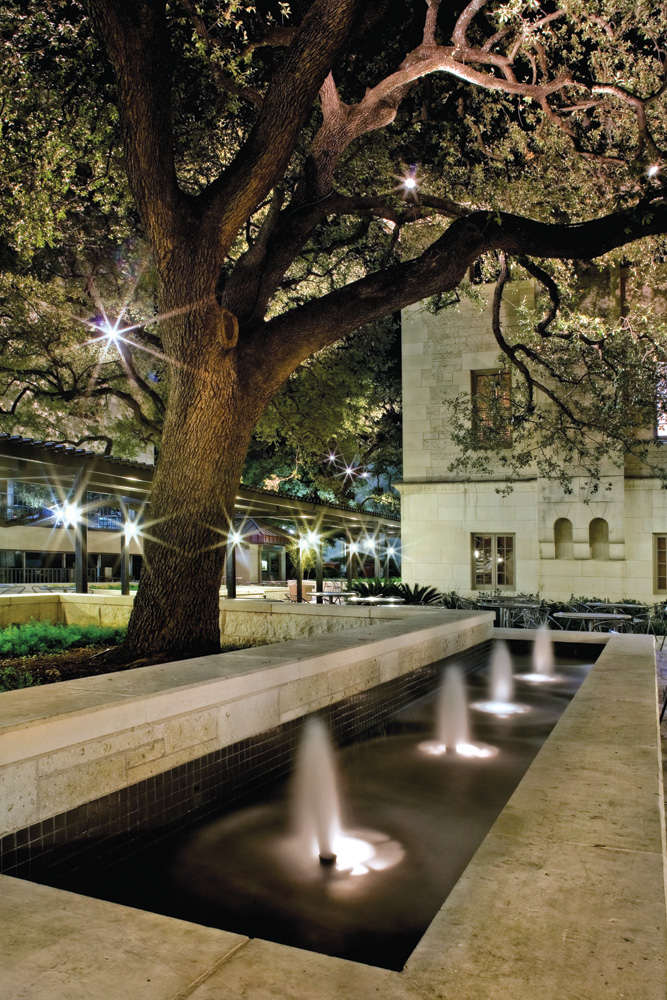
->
[122,262,260,658]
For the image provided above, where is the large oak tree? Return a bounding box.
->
[6,0,667,656]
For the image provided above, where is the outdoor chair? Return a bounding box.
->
[512,606,549,630]
[455,597,480,611]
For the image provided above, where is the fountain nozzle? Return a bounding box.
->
[319,852,337,866]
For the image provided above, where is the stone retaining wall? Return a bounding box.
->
[0,608,491,837]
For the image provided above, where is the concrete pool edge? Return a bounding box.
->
[1,628,664,999]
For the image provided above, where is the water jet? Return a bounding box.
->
[419,666,497,758]
[471,640,530,717]
[515,624,562,684]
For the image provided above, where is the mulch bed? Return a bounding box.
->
[2,639,262,686]
[1,646,175,685]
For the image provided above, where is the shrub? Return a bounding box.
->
[0,620,127,658]
[351,577,396,597]
[0,666,39,692]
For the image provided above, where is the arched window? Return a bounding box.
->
[589,518,609,561]
[554,518,573,560]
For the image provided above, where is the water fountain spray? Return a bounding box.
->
[471,641,530,718]
[419,666,497,758]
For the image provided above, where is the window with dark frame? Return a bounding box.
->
[471,369,512,446]
[472,533,515,589]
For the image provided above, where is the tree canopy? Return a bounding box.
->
[3,0,667,656]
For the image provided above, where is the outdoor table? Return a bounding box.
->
[584,602,648,613]
[550,611,631,632]
[309,591,357,604]
[476,599,541,628]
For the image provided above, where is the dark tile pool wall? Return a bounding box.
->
[1,640,491,884]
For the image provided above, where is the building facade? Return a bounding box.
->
[399,280,667,603]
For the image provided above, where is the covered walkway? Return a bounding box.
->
[0,435,400,600]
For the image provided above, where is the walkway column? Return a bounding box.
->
[74,520,88,593]
[72,469,88,594]
[295,544,303,602]
[373,538,382,579]
[346,537,358,588]
[120,528,130,596]
[225,536,237,599]
[315,536,323,604]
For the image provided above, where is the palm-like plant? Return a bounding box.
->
[393,583,444,605]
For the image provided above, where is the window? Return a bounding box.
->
[471,369,512,446]
[554,518,573,560]
[472,534,515,589]
[655,535,667,592]
[589,518,609,560]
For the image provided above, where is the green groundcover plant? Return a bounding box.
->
[0,620,127,692]
[0,620,126,658]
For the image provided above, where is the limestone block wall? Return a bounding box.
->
[219,599,413,643]
[0,592,134,628]
[400,281,667,602]
[400,476,667,602]
[401,282,535,483]
[399,480,540,594]
[0,608,492,836]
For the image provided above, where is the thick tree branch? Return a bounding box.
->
[85,0,186,260]
[200,0,362,255]
[239,200,667,399]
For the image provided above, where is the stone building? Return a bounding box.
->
[399,279,667,603]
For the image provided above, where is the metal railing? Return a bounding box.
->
[0,568,73,584]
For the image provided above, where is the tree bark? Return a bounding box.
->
[122,262,261,658]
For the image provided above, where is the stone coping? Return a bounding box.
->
[1,630,664,999]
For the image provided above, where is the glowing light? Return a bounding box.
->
[229,530,242,546]
[364,538,375,552]
[304,830,403,877]
[404,176,417,190]
[648,163,661,178]
[474,549,480,558]
[100,318,121,341]
[124,520,139,541]
[327,452,337,463]
[470,699,530,719]
[348,542,359,555]
[62,503,81,526]
[306,530,320,546]
[419,739,498,759]
[387,546,396,556]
